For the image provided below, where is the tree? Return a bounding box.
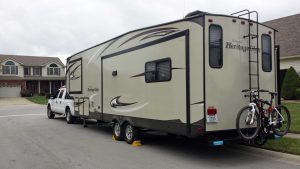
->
[281,67,300,100]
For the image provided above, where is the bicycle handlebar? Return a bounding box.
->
[241,89,270,93]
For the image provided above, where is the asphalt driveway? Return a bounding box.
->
[0,97,33,106]
[0,99,300,169]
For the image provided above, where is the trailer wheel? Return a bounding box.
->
[47,106,55,119]
[66,108,74,124]
[113,121,124,141]
[124,123,139,144]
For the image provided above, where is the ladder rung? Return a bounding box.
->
[249,74,259,76]
[243,34,259,38]
[249,61,258,63]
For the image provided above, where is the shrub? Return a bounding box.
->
[296,88,300,100]
[39,92,45,96]
[45,93,51,99]
[281,67,300,100]
[20,89,32,97]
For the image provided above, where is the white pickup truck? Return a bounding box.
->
[47,87,78,124]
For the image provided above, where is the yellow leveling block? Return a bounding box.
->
[132,140,142,147]
[112,135,116,141]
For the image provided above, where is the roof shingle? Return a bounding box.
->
[0,54,64,67]
[263,13,300,57]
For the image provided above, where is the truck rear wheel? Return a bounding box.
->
[47,106,55,119]
[113,121,124,141]
[66,108,74,124]
[124,123,139,144]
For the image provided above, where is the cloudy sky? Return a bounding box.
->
[0,0,299,64]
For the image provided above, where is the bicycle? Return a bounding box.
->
[236,89,291,142]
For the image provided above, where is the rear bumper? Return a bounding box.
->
[204,129,241,143]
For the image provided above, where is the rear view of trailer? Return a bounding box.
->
[66,10,277,144]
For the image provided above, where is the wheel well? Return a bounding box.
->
[111,118,128,127]
[65,106,70,112]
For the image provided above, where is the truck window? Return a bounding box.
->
[262,34,272,72]
[65,92,70,99]
[209,24,223,68]
[145,58,171,83]
[58,90,64,99]
[53,90,60,99]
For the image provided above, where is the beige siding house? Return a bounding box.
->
[0,54,65,97]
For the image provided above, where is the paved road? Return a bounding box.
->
[0,103,300,169]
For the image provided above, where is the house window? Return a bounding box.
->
[145,58,171,83]
[262,34,272,72]
[47,63,60,76]
[209,25,223,68]
[24,67,31,76]
[2,61,18,75]
[33,67,41,76]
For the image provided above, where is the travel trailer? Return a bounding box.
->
[66,10,279,144]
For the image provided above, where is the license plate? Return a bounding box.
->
[207,115,218,123]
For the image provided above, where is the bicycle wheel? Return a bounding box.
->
[272,105,291,136]
[236,106,261,140]
[254,127,269,146]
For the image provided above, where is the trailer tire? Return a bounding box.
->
[124,123,139,144]
[47,106,55,119]
[113,121,124,141]
[66,108,74,124]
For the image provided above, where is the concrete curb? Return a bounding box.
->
[285,133,300,139]
[234,144,300,165]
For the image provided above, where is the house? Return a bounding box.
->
[264,13,300,73]
[0,54,65,97]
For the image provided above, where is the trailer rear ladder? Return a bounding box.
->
[231,9,260,100]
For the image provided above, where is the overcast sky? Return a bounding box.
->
[0,0,299,64]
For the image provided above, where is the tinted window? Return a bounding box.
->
[209,25,223,68]
[58,90,64,98]
[145,59,171,83]
[53,90,60,99]
[262,34,272,72]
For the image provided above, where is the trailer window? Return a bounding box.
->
[262,34,272,72]
[145,59,171,83]
[209,25,223,68]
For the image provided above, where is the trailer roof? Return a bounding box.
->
[67,12,276,62]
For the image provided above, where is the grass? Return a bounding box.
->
[27,96,48,105]
[261,137,300,156]
[282,102,300,133]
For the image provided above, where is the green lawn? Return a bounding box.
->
[26,96,48,105]
[262,137,300,155]
[283,102,300,133]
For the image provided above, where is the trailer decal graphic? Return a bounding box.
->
[118,27,179,47]
[66,62,76,74]
[130,72,145,78]
[225,41,260,52]
[130,67,184,78]
[110,96,137,108]
[190,101,204,105]
[141,30,179,41]
[70,65,81,80]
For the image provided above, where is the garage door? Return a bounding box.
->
[0,86,21,97]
